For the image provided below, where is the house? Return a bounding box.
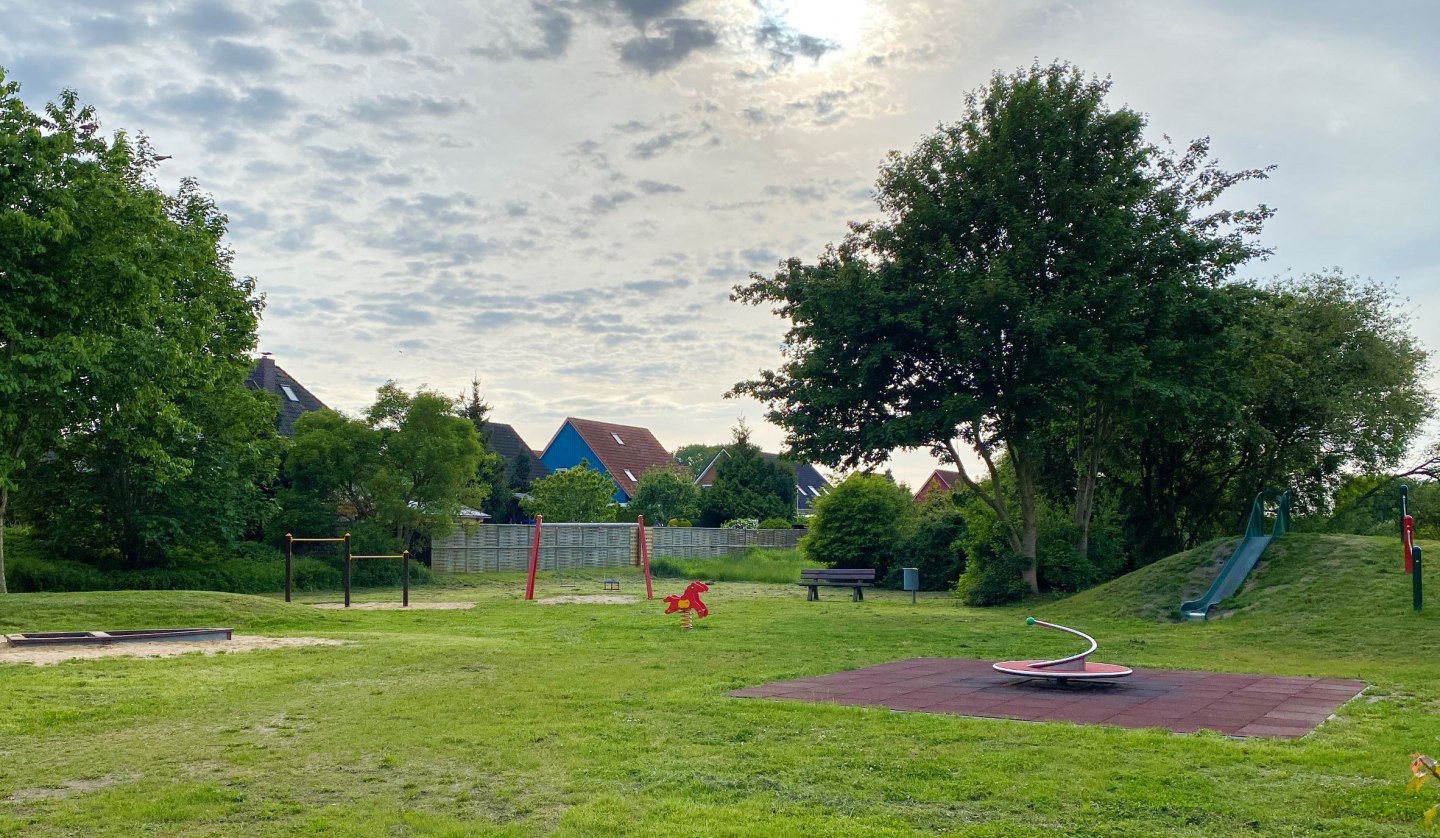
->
[245,353,328,437]
[481,423,549,487]
[694,450,832,516]
[539,417,679,504]
[914,469,961,503]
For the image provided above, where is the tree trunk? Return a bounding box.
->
[1013,446,1040,594]
[1,485,9,594]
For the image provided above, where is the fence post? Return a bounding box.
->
[284,533,293,603]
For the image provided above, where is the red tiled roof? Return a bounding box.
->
[564,417,678,498]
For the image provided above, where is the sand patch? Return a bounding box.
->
[311,601,474,610]
[535,595,637,605]
[0,635,345,666]
[8,773,134,802]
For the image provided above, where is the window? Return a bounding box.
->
[623,469,636,482]
[808,486,821,497]
[611,432,625,445]
[280,384,299,402]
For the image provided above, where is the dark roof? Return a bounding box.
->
[694,449,832,514]
[245,355,328,437]
[561,417,678,498]
[914,469,961,502]
[482,423,549,483]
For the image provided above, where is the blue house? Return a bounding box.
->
[540,417,678,503]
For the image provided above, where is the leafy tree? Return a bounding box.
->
[734,62,1270,592]
[1109,273,1431,560]
[673,443,725,476]
[801,473,915,578]
[629,465,701,525]
[885,491,967,591]
[697,424,796,526]
[1,72,276,579]
[521,460,616,522]
[286,382,492,546]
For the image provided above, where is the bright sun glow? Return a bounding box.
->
[773,0,874,53]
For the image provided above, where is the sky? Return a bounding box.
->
[3,0,1438,490]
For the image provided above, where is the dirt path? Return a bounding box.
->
[0,635,345,666]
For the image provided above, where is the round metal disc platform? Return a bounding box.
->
[992,660,1133,680]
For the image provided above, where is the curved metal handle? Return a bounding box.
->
[1025,617,1097,671]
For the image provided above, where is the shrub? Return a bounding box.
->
[722,518,759,530]
[666,518,693,527]
[801,473,915,578]
[759,517,793,530]
[882,493,965,591]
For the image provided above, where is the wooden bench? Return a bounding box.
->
[798,568,876,602]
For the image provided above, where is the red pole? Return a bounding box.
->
[524,515,543,600]
[1404,515,1415,574]
[638,515,653,600]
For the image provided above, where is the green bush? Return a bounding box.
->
[882,494,965,591]
[666,518,693,527]
[801,473,915,578]
[650,548,819,584]
[759,517,793,530]
[954,491,1030,605]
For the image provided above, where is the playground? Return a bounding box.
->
[1,531,1437,835]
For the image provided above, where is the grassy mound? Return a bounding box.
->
[0,590,327,634]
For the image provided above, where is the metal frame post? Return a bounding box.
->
[403,550,410,607]
[524,515,543,600]
[1415,545,1424,611]
[344,533,353,608]
[284,534,294,602]
[638,515,653,600]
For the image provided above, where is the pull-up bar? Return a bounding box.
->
[348,551,411,608]
[285,533,351,603]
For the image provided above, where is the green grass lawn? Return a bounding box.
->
[1,534,1438,835]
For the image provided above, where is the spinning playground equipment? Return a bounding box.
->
[663,581,709,630]
[992,618,1133,682]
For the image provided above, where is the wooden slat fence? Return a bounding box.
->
[431,524,803,573]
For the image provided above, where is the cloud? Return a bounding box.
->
[270,0,332,29]
[618,18,718,74]
[75,15,149,48]
[754,11,837,69]
[151,83,297,127]
[319,30,412,55]
[312,145,387,172]
[589,190,637,214]
[472,1,574,61]
[204,39,279,75]
[504,201,531,217]
[173,0,257,38]
[636,179,684,194]
[622,277,690,294]
[630,126,705,159]
[345,93,469,123]
[605,0,689,28]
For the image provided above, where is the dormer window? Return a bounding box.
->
[623,469,637,481]
[611,432,625,445]
[281,385,299,402]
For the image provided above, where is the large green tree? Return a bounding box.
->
[286,383,492,546]
[521,460,616,522]
[697,424,796,526]
[629,465,702,525]
[1,73,274,581]
[733,62,1270,592]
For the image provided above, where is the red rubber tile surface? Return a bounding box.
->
[730,658,1364,738]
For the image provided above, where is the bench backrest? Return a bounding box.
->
[801,568,876,582]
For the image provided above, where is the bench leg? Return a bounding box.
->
[807,585,818,601]
[852,586,863,602]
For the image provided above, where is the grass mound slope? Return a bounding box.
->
[0,590,327,635]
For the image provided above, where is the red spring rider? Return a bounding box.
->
[663,581,709,629]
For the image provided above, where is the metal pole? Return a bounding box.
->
[284,533,293,603]
[638,515,653,600]
[524,515,542,600]
[344,533,352,608]
[1414,545,1423,612]
[403,550,410,607]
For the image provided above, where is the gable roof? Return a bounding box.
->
[245,355,328,437]
[559,417,678,499]
[694,449,832,514]
[482,423,549,483]
[914,469,961,502]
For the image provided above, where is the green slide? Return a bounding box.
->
[1180,490,1291,621]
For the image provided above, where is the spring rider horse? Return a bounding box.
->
[663,581,709,629]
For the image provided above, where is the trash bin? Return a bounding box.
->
[902,567,919,603]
